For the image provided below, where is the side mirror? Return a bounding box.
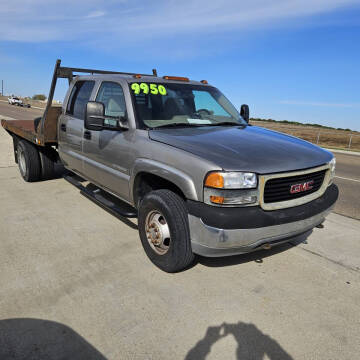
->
[85,101,104,131]
[240,104,250,123]
[119,118,129,130]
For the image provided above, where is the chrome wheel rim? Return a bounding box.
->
[18,148,26,176]
[145,210,171,255]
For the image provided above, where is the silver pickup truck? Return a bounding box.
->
[1,60,338,272]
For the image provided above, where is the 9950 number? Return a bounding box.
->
[131,83,167,96]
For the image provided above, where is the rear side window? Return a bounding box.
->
[66,81,95,119]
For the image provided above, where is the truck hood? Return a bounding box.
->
[149,125,333,174]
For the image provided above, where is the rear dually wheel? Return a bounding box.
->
[17,140,41,182]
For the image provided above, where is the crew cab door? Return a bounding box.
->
[58,80,95,174]
[82,81,131,201]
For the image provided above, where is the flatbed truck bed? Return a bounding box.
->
[1,119,38,143]
[1,107,60,146]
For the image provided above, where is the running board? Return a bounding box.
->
[64,174,138,218]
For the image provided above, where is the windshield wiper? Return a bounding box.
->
[207,122,246,127]
[152,123,208,129]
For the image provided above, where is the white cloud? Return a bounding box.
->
[85,10,106,19]
[0,0,358,42]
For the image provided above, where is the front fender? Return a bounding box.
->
[130,158,199,203]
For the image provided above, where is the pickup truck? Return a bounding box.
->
[8,96,31,108]
[1,59,338,272]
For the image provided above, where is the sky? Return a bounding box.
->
[0,0,359,130]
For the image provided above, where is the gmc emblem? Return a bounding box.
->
[290,180,314,194]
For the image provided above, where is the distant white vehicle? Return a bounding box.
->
[8,96,22,105]
[8,96,31,108]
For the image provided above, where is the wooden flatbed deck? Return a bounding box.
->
[1,119,40,144]
[1,105,61,146]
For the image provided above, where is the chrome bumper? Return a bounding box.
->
[189,208,332,257]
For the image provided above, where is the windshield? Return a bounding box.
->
[129,82,246,129]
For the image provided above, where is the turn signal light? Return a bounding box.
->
[163,76,189,82]
[133,74,142,78]
[205,172,224,188]
[210,195,224,204]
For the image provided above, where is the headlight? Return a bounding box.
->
[204,172,258,206]
[205,172,257,189]
[329,157,336,184]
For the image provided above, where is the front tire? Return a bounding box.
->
[138,190,195,272]
[17,140,41,182]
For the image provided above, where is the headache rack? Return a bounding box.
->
[40,59,158,138]
[1,59,158,146]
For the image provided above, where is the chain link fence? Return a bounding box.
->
[286,129,360,151]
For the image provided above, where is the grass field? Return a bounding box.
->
[250,120,360,151]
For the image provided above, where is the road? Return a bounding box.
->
[0,99,44,120]
[1,100,359,219]
[333,153,360,220]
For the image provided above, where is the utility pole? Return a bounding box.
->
[1,80,3,97]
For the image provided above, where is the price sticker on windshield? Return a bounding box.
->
[131,83,167,96]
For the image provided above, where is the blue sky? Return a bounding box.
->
[0,0,359,130]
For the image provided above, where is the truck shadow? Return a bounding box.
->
[197,231,311,268]
[185,321,294,360]
[0,318,106,360]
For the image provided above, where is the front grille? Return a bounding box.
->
[264,170,326,203]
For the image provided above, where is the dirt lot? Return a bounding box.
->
[250,120,360,151]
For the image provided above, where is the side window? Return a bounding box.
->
[96,82,126,126]
[66,81,95,120]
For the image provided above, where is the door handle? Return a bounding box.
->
[60,124,66,132]
[83,130,92,140]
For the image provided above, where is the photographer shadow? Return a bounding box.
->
[185,322,293,360]
[0,318,106,360]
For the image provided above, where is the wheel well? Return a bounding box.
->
[133,172,186,207]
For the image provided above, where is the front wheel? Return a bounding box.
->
[138,189,195,272]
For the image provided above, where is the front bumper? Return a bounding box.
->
[188,184,338,257]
